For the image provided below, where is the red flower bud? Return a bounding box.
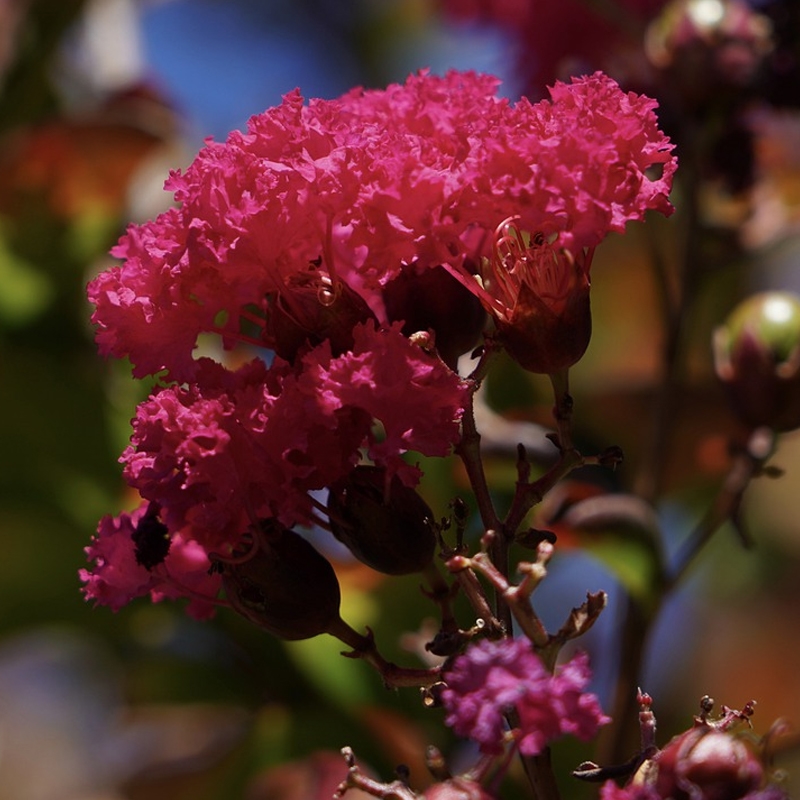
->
[383,264,486,370]
[216,522,341,640]
[327,466,436,575]
[653,728,763,800]
[713,291,800,432]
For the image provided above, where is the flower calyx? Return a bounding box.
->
[481,217,593,375]
[212,520,342,641]
[327,465,437,575]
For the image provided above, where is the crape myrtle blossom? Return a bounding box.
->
[441,73,676,373]
[84,68,675,616]
[82,323,467,612]
[122,324,466,549]
[88,69,675,383]
[441,638,609,756]
[81,502,221,618]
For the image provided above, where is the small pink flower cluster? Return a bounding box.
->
[441,638,609,756]
[83,69,676,616]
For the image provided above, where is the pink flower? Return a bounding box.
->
[113,325,465,562]
[299,322,469,484]
[441,71,675,372]
[84,68,674,615]
[441,638,609,755]
[88,69,674,382]
[81,502,220,618]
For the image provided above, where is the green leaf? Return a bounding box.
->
[556,493,667,615]
[0,231,54,325]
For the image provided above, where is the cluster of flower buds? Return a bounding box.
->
[643,0,774,195]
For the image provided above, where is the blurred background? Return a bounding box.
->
[1,1,800,798]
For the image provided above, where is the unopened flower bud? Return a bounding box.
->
[713,291,800,432]
[653,728,763,800]
[327,466,436,575]
[646,0,772,92]
[383,264,486,370]
[478,219,593,375]
[423,779,493,800]
[497,272,592,375]
[217,523,341,640]
[266,270,377,361]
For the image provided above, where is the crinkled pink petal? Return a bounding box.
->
[81,504,159,611]
[151,536,221,620]
[81,504,221,616]
[88,70,675,381]
[299,322,469,480]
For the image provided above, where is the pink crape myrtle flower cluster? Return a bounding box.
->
[88,69,675,382]
[441,638,609,756]
[82,68,676,618]
[79,64,800,800]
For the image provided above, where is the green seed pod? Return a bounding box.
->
[218,523,341,641]
[327,465,436,575]
[713,291,800,432]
